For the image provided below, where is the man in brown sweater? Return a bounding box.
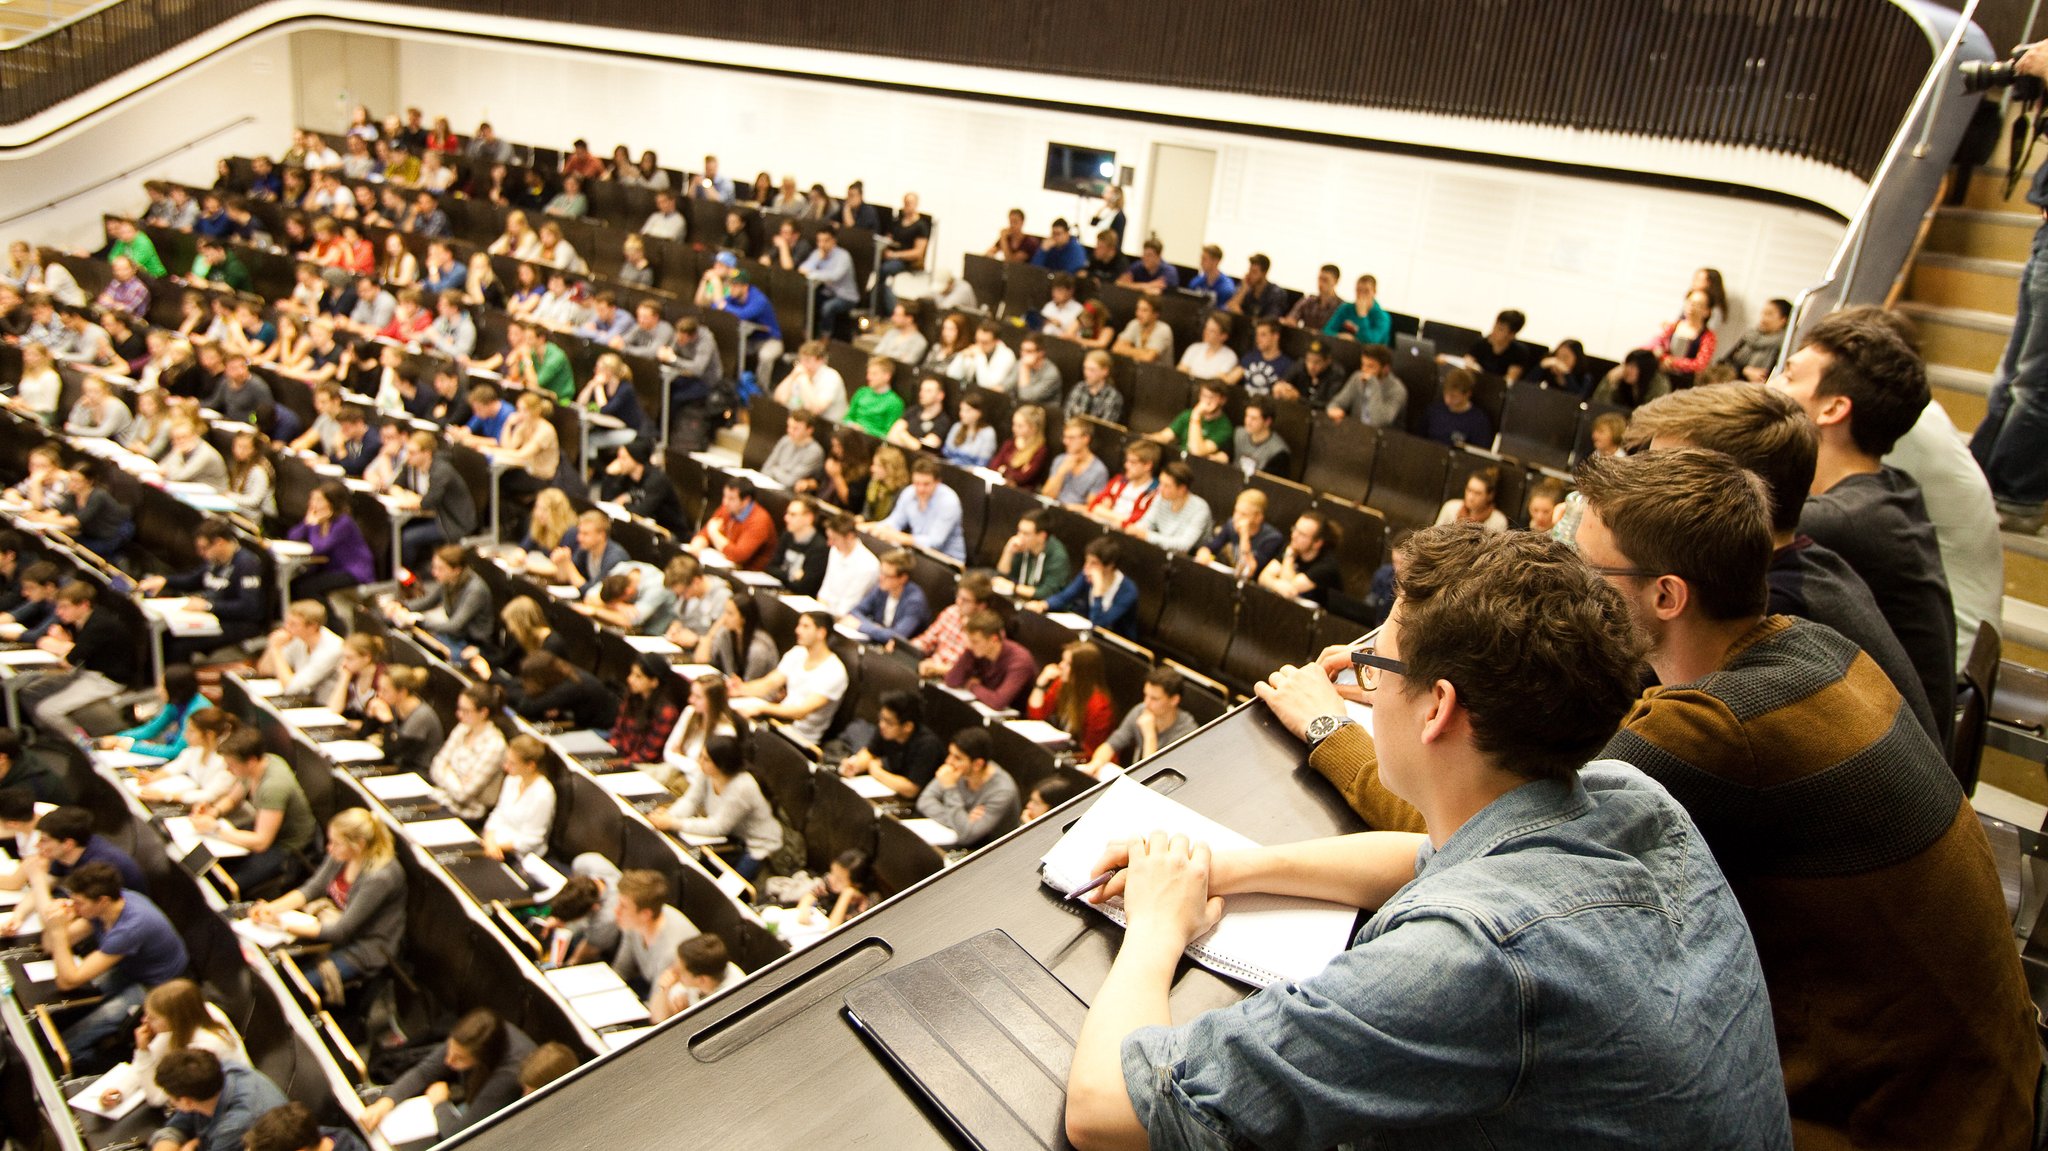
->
[1260,447,2039,1149]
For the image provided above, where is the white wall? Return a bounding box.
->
[0,38,294,251]
[386,31,1844,358]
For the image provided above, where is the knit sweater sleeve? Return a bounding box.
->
[1304,724,1427,834]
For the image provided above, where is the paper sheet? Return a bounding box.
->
[845,774,898,800]
[163,816,249,857]
[545,963,629,999]
[67,1061,147,1120]
[278,706,349,729]
[320,740,386,764]
[570,986,651,1028]
[231,918,293,950]
[402,819,480,848]
[377,1095,443,1146]
[0,650,60,667]
[21,959,57,983]
[95,748,164,770]
[363,773,435,802]
[602,1026,657,1051]
[900,818,960,848]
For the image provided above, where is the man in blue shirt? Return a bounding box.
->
[848,550,933,643]
[1425,368,1496,449]
[1030,218,1088,274]
[1064,526,1790,1150]
[1116,238,1180,295]
[36,806,147,892]
[46,863,189,1053]
[1184,243,1235,305]
[138,517,267,657]
[573,292,635,345]
[460,381,512,442]
[149,1050,287,1151]
[718,272,783,382]
[867,457,965,561]
[692,154,734,202]
[799,224,861,340]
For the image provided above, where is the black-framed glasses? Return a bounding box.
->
[1349,649,1408,691]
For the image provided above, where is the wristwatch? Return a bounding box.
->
[1303,714,1356,753]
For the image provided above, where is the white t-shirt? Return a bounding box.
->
[1436,500,1507,533]
[1040,298,1083,334]
[1178,342,1240,381]
[776,646,849,745]
[1884,403,2004,670]
[817,543,881,616]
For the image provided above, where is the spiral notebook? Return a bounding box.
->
[1037,775,1358,987]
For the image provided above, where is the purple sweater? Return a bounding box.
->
[289,514,377,584]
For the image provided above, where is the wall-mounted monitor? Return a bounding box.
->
[1044,143,1118,197]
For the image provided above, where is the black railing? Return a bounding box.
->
[5,0,1935,180]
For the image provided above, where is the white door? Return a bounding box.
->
[1143,144,1217,265]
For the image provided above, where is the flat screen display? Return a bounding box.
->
[1044,143,1117,197]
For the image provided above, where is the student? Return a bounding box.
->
[508,651,619,731]
[792,850,875,929]
[868,457,967,561]
[0,727,66,805]
[45,863,189,1052]
[136,516,266,657]
[611,654,683,764]
[26,805,147,892]
[847,549,933,643]
[943,610,1038,711]
[1028,642,1116,760]
[248,809,407,990]
[1424,368,1495,448]
[429,683,510,821]
[650,933,745,1022]
[240,1101,370,1151]
[690,478,780,571]
[100,664,211,761]
[661,674,745,785]
[367,667,445,776]
[193,729,317,890]
[146,1050,287,1151]
[838,689,947,799]
[361,1008,535,1141]
[1021,774,1084,822]
[1064,526,1789,1149]
[995,509,1072,600]
[122,979,248,1109]
[1196,489,1286,580]
[1435,467,1509,532]
[1576,449,2035,1145]
[23,579,143,733]
[256,601,345,700]
[730,611,849,746]
[1032,537,1139,639]
[518,1043,579,1096]
[650,733,781,880]
[1083,666,1198,779]
[133,708,239,808]
[481,735,556,861]
[609,869,701,1004]
[1083,441,1161,529]
[1777,312,1957,750]
[767,496,831,596]
[1256,510,1344,605]
[913,728,1020,849]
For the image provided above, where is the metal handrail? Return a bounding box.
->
[1786,0,1995,353]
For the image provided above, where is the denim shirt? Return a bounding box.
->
[1120,762,1791,1150]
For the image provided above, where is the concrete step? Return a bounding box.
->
[1932,376,1992,434]
[1927,207,2040,263]
[1905,253,2021,316]
[1895,301,2013,374]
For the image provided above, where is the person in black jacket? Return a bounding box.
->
[393,431,477,573]
[360,1008,534,1142]
[764,495,830,596]
[597,439,690,538]
[23,580,143,734]
[508,651,619,730]
[138,516,266,660]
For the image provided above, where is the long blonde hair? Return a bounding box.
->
[327,807,395,870]
[502,596,551,656]
[527,489,575,551]
[145,979,234,1052]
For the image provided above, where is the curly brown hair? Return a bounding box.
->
[1392,524,1645,782]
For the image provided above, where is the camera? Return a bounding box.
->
[1962,43,2044,99]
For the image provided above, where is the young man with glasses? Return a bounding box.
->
[1064,524,1791,1148]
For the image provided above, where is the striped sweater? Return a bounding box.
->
[1605,616,2037,1151]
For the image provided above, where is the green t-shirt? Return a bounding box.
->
[252,756,317,855]
[1170,410,1233,454]
[845,387,905,439]
[110,234,166,278]
[536,342,575,403]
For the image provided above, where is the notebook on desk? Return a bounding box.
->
[843,929,1084,1151]
[1038,775,1359,987]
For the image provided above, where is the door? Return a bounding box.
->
[1143,143,1217,265]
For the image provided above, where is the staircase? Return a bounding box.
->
[1895,158,2048,811]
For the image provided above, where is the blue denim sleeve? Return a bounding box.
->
[1119,914,1525,1149]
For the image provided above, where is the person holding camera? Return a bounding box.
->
[1972,41,2048,533]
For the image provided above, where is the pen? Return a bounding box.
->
[1066,869,1118,903]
